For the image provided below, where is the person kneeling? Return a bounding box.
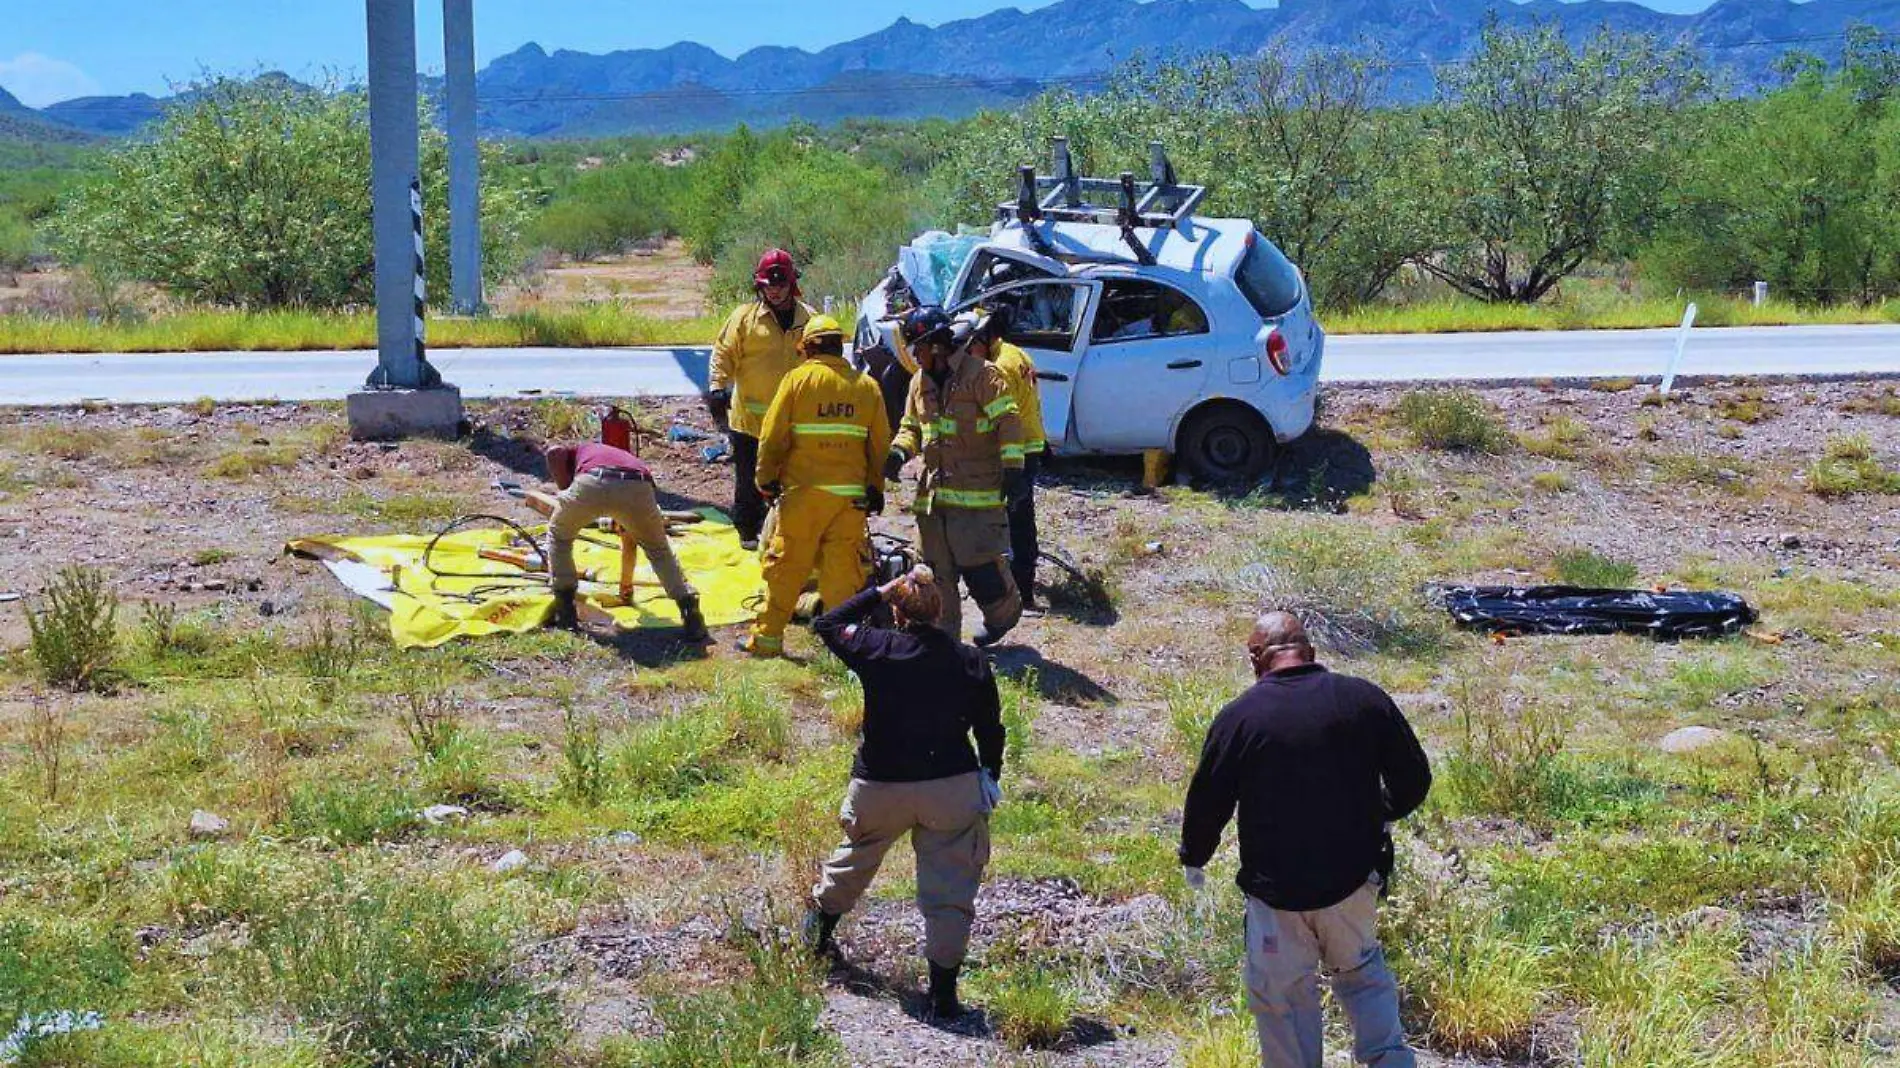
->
[804,565,1005,1020]
[542,442,708,642]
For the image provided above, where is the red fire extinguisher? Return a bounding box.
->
[600,405,636,453]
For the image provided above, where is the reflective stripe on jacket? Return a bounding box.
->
[756,353,892,499]
[710,300,814,436]
[891,346,1024,512]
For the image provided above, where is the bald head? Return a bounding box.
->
[1248,610,1315,677]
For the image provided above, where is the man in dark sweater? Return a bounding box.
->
[807,564,1005,1020]
[1179,612,1431,1068]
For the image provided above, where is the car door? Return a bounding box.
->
[952,277,1101,453]
[1070,277,1216,452]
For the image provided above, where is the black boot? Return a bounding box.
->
[971,618,1015,648]
[549,589,579,630]
[928,962,963,1019]
[802,907,842,960]
[676,595,709,642]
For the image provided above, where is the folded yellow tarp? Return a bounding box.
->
[287,508,760,648]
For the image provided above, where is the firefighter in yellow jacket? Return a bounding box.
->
[707,248,814,549]
[885,307,1027,646]
[743,315,892,657]
[968,309,1048,610]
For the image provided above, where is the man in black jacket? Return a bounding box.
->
[807,564,1005,1020]
[1179,611,1431,1068]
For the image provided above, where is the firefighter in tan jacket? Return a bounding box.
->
[884,307,1027,646]
[707,248,814,549]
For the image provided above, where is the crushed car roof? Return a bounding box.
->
[984,216,1258,279]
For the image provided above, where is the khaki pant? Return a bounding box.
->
[1244,883,1415,1068]
[813,772,990,968]
[916,507,1020,640]
[547,473,694,603]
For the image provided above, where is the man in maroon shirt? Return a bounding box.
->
[543,442,707,640]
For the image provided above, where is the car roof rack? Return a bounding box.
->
[996,139,1205,266]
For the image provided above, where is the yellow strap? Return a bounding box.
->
[983,396,1018,419]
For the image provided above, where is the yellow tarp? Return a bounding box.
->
[287,509,761,648]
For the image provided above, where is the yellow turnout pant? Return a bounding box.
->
[751,488,870,650]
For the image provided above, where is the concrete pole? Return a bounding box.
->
[443,0,483,314]
[350,0,459,439]
[365,0,436,389]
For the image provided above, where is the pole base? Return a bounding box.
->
[347,384,465,441]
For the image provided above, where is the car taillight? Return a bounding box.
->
[1265,329,1290,376]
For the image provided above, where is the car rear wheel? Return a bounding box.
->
[1177,403,1276,487]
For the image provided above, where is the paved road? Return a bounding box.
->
[4,324,1898,407]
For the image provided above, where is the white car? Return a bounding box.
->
[854,145,1323,484]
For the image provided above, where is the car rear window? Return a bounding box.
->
[1234,236,1303,319]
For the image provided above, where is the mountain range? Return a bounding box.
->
[6,0,1899,141]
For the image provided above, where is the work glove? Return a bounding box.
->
[1182,866,1207,891]
[865,484,885,515]
[760,480,783,504]
[882,450,907,484]
[1002,468,1029,507]
[978,769,1003,814]
[704,388,732,430]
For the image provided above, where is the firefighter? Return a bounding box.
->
[741,314,892,657]
[707,248,814,550]
[968,309,1047,610]
[884,307,1027,646]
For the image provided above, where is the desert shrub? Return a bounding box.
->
[0,913,133,1020]
[1519,414,1590,459]
[1838,864,1900,977]
[26,565,119,692]
[999,668,1041,766]
[1162,672,1234,761]
[973,964,1078,1051]
[1807,433,1900,497]
[1393,389,1510,452]
[611,713,732,798]
[558,703,608,806]
[1441,679,1571,822]
[629,922,832,1067]
[1181,515,1441,656]
[1643,32,1900,305]
[298,610,366,708]
[526,158,687,259]
[709,146,924,306]
[1553,548,1639,588]
[281,778,419,846]
[24,698,70,803]
[256,869,562,1067]
[51,75,529,309]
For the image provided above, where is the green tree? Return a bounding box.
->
[930,52,1438,311]
[1642,30,1900,304]
[51,75,529,309]
[1417,23,1705,303]
[710,145,925,305]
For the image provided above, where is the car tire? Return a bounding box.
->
[1177,403,1276,487]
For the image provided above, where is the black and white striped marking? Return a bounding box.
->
[410,178,427,365]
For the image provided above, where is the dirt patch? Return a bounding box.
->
[492,239,713,320]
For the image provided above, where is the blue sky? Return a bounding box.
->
[3,0,1715,106]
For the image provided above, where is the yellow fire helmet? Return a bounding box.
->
[801,313,845,352]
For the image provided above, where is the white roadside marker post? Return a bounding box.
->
[1659,302,1698,397]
